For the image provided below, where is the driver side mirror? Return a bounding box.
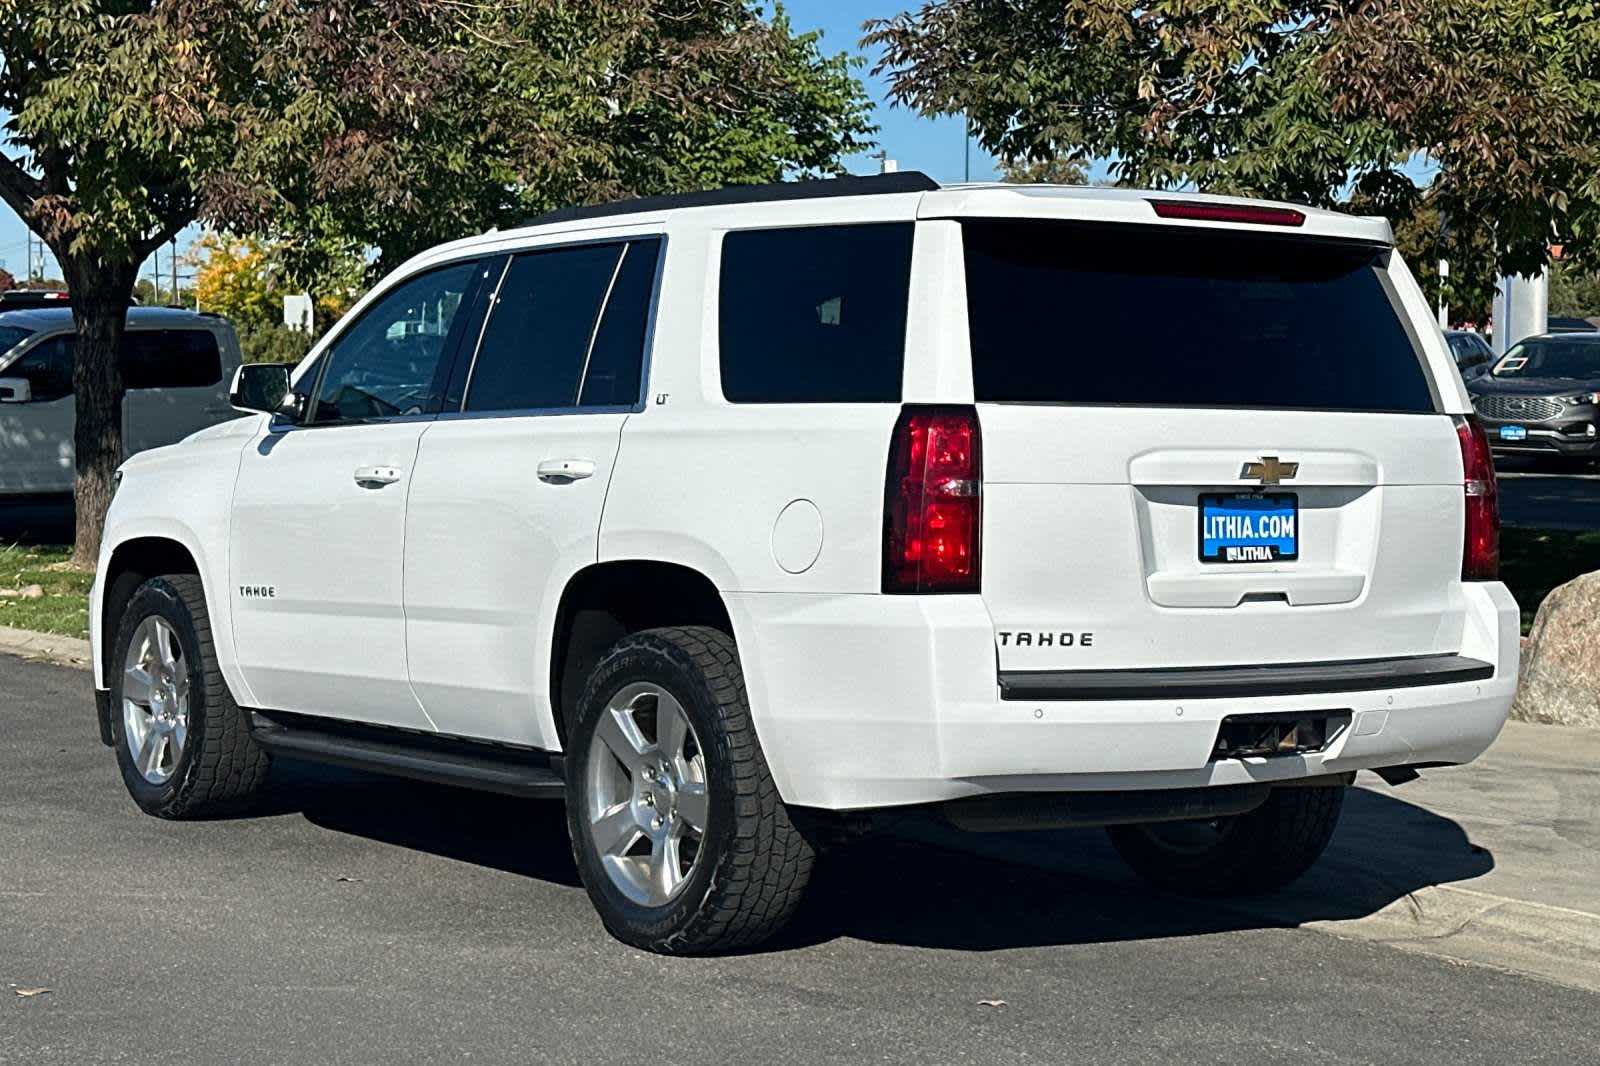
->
[0,377,32,404]
[229,363,292,415]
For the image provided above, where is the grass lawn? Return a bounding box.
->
[1500,527,1600,634]
[0,544,92,639]
[0,527,1592,645]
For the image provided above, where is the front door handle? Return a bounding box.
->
[354,465,403,486]
[536,458,596,483]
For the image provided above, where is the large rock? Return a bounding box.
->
[1513,570,1600,727]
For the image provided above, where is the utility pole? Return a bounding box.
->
[151,246,161,305]
[963,113,972,183]
[1437,259,1449,330]
[171,238,178,307]
[24,231,31,285]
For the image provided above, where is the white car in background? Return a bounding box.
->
[0,307,242,497]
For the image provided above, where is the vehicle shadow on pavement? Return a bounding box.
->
[255,758,584,887]
[0,497,76,544]
[251,761,1492,953]
[778,787,1494,952]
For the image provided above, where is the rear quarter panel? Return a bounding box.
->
[598,221,908,595]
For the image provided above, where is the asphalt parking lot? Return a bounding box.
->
[1496,462,1600,529]
[6,655,1600,1065]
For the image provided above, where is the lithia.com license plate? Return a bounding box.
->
[1199,492,1299,563]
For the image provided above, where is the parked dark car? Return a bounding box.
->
[0,290,141,310]
[1445,329,1494,380]
[1546,315,1599,334]
[1467,332,1600,464]
[0,289,72,310]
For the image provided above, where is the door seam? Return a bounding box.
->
[399,421,441,731]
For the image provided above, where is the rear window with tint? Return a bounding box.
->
[3,328,222,403]
[963,221,1435,413]
[719,223,914,403]
[121,329,223,390]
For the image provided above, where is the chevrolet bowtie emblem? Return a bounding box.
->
[1241,456,1299,485]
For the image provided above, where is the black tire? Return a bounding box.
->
[565,625,814,954]
[1106,785,1344,896]
[108,575,270,818]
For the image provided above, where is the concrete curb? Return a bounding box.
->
[1204,875,1600,996]
[0,625,91,671]
[1297,883,1600,995]
[909,797,1600,997]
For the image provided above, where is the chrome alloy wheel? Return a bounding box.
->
[121,616,190,785]
[584,682,710,907]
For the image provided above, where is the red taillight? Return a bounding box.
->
[883,405,981,594]
[1456,415,1500,580]
[1148,200,1306,227]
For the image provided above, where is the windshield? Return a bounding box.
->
[0,324,36,362]
[1493,337,1600,379]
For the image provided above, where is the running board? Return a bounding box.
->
[248,711,567,799]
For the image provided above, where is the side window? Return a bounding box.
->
[580,239,660,408]
[311,260,477,423]
[120,329,223,389]
[718,223,914,403]
[463,243,626,413]
[1449,335,1489,373]
[1469,337,1493,370]
[6,335,74,403]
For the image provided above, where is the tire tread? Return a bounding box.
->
[1107,785,1343,896]
[573,625,814,953]
[115,574,269,818]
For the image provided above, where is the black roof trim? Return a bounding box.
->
[520,172,940,228]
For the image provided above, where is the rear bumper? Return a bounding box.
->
[999,653,1494,701]
[1477,416,1600,457]
[726,583,1519,811]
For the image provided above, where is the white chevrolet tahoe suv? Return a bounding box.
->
[89,173,1518,954]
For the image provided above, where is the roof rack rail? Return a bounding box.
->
[520,171,940,229]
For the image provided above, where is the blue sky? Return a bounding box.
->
[0,3,985,288]
[783,1,1002,183]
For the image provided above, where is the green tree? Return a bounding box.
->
[1354,190,1499,326]
[0,1,872,564]
[0,0,470,564]
[1000,156,1088,186]
[1550,262,1600,320]
[278,1,876,271]
[867,1,1600,280]
[192,235,278,330]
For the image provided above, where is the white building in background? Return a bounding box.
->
[1492,271,1549,355]
[283,293,314,332]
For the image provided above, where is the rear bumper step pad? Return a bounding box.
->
[999,653,1495,702]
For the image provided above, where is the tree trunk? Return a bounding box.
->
[64,257,137,569]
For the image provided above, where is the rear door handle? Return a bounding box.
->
[536,458,596,483]
[354,465,403,486]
